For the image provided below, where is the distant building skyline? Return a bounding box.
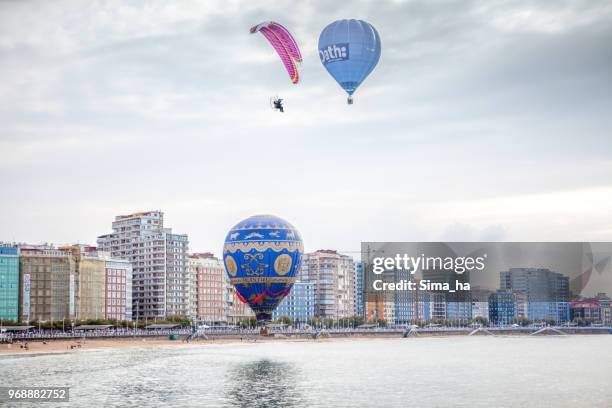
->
[2,235,611,326]
[2,212,612,326]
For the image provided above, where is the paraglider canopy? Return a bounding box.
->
[250,21,303,84]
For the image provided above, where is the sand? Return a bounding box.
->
[2,337,235,355]
[0,335,322,356]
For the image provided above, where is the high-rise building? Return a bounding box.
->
[165,232,192,317]
[422,258,471,321]
[383,268,432,324]
[596,293,611,326]
[489,290,515,325]
[500,268,570,323]
[417,290,432,322]
[430,293,447,320]
[470,287,491,320]
[19,247,76,322]
[272,281,315,324]
[513,291,528,320]
[0,245,19,322]
[300,250,355,319]
[383,295,395,323]
[364,268,428,324]
[446,301,472,322]
[189,253,226,323]
[99,253,133,321]
[186,252,253,324]
[390,269,410,324]
[354,261,364,318]
[97,211,190,320]
[61,246,106,320]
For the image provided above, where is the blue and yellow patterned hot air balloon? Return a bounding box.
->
[223,215,303,321]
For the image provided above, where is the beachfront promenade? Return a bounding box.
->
[3,325,611,341]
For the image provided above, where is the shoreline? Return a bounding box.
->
[0,336,291,356]
[2,331,610,356]
[1,335,384,356]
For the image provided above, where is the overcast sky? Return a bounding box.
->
[1,0,611,256]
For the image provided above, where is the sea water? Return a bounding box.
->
[2,336,611,407]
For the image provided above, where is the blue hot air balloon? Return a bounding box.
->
[223,215,303,321]
[318,19,381,104]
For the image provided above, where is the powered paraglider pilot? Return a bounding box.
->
[273,98,284,112]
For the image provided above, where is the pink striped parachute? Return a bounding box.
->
[250,21,302,84]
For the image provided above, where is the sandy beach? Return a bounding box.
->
[0,336,294,356]
[0,334,403,356]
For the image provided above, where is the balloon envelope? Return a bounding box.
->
[223,215,303,321]
[318,19,381,102]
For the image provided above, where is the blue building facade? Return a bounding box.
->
[500,268,570,323]
[272,281,315,324]
[446,301,473,321]
[388,268,408,323]
[354,261,364,318]
[0,246,19,322]
[489,290,515,325]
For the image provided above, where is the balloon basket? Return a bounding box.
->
[347,96,353,105]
